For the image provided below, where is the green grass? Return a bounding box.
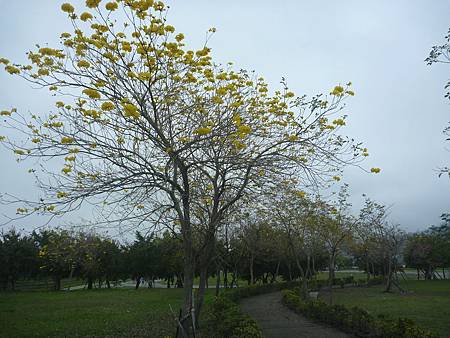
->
[0,288,214,337]
[320,280,450,337]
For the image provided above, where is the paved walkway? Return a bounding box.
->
[240,292,352,338]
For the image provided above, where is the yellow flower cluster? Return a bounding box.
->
[101,101,115,111]
[61,137,74,144]
[5,65,20,74]
[105,2,118,11]
[295,191,306,198]
[330,85,344,96]
[77,60,90,68]
[86,0,102,8]
[370,167,381,173]
[80,12,93,21]
[194,127,212,136]
[61,3,75,13]
[332,118,346,126]
[82,88,101,99]
[123,103,140,119]
[39,48,65,58]
[57,191,68,198]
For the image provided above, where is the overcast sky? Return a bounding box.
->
[1,0,449,234]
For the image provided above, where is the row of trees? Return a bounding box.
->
[404,214,450,279]
[1,186,411,297]
[0,228,183,291]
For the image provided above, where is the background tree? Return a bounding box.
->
[426,27,450,177]
[0,229,39,290]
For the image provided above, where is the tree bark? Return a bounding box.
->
[54,276,61,291]
[249,253,255,285]
[384,258,393,292]
[215,268,220,296]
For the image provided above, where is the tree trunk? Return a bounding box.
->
[384,258,393,292]
[54,276,61,291]
[87,277,93,290]
[215,268,220,296]
[272,260,281,283]
[177,236,195,338]
[312,255,316,276]
[328,252,336,305]
[194,266,208,329]
[223,268,228,288]
[249,253,255,285]
[106,279,111,289]
[366,257,370,280]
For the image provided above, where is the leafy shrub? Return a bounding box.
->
[202,295,264,338]
[281,290,440,338]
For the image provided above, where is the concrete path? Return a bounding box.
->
[240,292,352,338]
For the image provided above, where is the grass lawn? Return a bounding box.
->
[0,288,214,338]
[319,280,450,337]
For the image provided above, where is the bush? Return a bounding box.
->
[281,290,440,338]
[202,296,263,338]
[343,275,355,285]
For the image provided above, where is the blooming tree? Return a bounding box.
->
[0,0,370,335]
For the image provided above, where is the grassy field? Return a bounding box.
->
[319,280,450,337]
[0,288,214,338]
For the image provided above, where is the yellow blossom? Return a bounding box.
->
[175,33,184,42]
[105,1,118,11]
[332,118,346,126]
[0,58,9,65]
[123,103,140,119]
[194,127,212,136]
[332,176,341,181]
[80,12,93,21]
[101,101,115,111]
[295,191,306,198]
[5,65,20,74]
[86,0,101,8]
[82,88,101,99]
[57,191,68,198]
[370,167,381,174]
[77,60,90,68]
[61,137,74,144]
[1,110,11,116]
[237,125,252,134]
[331,85,345,96]
[56,101,65,108]
[61,3,75,13]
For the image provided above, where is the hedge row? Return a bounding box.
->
[308,275,384,290]
[202,276,385,338]
[281,289,440,338]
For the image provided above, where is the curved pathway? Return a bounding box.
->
[240,292,352,338]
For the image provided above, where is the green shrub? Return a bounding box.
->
[281,290,440,338]
[202,295,263,338]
